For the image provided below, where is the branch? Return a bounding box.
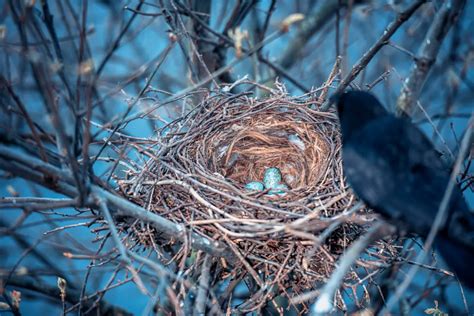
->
[381,114,473,313]
[310,221,395,315]
[173,2,310,91]
[279,0,355,70]
[0,218,75,289]
[95,197,148,294]
[396,0,466,117]
[193,254,213,316]
[323,0,427,110]
[0,144,234,260]
[5,276,131,315]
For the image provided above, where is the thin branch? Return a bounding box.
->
[279,0,354,70]
[0,75,48,162]
[193,254,213,316]
[323,0,427,110]
[396,0,466,117]
[0,144,234,260]
[5,276,131,315]
[310,221,395,315]
[381,114,473,313]
[94,0,144,78]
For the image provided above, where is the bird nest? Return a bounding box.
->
[117,86,395,313]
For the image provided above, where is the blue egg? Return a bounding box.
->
[245,181,265,191]
[263,167,282,189]
[268,183,288,196]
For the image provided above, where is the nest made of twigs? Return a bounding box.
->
[117,85,397,313]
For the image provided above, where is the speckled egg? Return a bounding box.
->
[263,167,282,189]
[268,183,288,196]
[245,181,265,191]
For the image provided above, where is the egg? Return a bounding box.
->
[245,181,265,191]
[288,134,305,151]
[268,183,288,196]
[263,167,282,189]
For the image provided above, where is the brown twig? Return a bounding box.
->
[396,0,466,117]
[323,0,427,110]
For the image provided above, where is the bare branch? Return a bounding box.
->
[310,221,395,315]
[193,254,213,316]
[396,0,466,117]
[382,114,473,313]
[0,144,234,260]
[5,276,131,315]
[323,0,427,109]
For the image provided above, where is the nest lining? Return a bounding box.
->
[210,113,330,192]
[117,88,395,313]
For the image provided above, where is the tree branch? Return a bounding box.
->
[396,0,466,117]
[5,276,132,315]
[0,144,235,260]
[323,0,427,110]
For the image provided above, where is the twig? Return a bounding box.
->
[193,254,212,316]
[310,221,395,315]
[91,41,176,166]
[222,234,263,288]
[396,0,466,117]
[279,0,354,70]
[381,114,473,313]
[5,276,131,315]
[316,57,341,105]
[0,144,235,260]
[0,76,48,162]
[96,197,132,263]
[365,69,391,91]
[94,0,144,78]
[0,197,77,211]
[323,0,427,110]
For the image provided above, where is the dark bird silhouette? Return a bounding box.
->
[335,90,474,288]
